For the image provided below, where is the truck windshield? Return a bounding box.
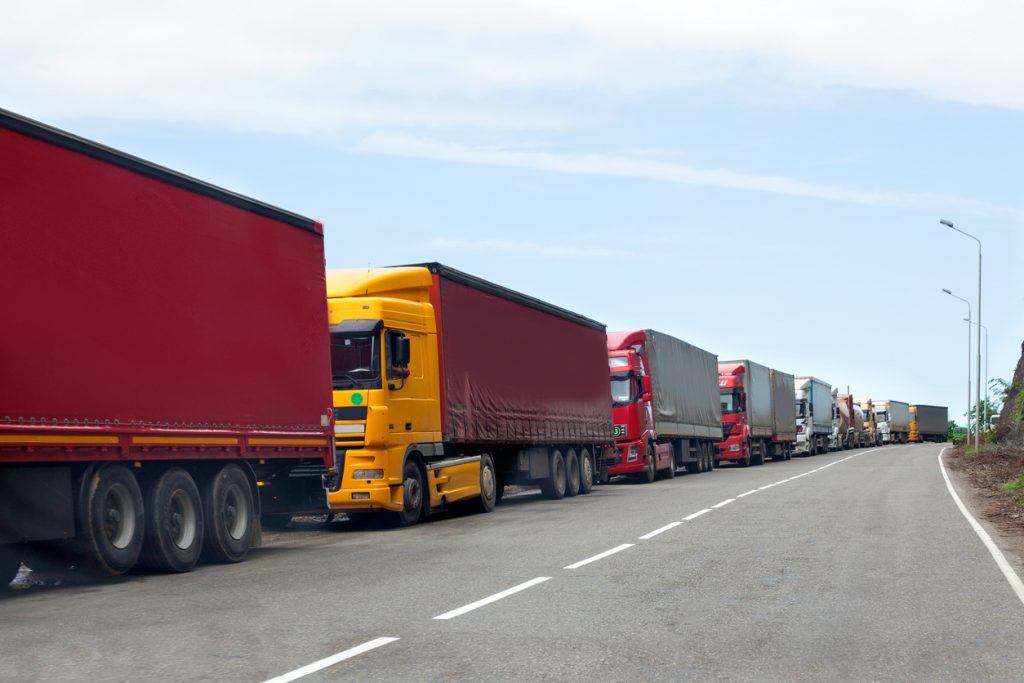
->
[796,400,807,418]
[877,411,889,422]
[610,373,633,407]
[720,391,738,414]
[330,333,382,390]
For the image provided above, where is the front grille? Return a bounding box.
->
[335,406,368,421]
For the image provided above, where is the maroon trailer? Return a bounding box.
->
[425,264,615,499]
[0,109,334,581]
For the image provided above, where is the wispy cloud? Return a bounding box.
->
[429,237,644,260]
[360,133,1023,220]
[3,1,1023,133]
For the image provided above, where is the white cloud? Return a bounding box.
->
[360,132,1024,219]
[2,0,1023,131]
[429,237,644,260]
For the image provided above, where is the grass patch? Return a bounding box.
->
[999,473,1024,494]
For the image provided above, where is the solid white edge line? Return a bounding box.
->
[683,508,713,521]
[712,498,735,509]
[757,484,776,490]
[938,448,1024,609]
[564,544,635,570]
[262,637,399,683]
[738,489,759,498]
[640,521,683,540]
[433,576,552,620]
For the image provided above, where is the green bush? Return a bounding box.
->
[1000,473,1024,494]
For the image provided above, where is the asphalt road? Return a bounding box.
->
[3,443,1024,682]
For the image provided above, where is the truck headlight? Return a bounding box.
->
[729,444,739,452]
[627,444,638,462]
[353,469,384,480]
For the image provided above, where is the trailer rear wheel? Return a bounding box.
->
[76,464,145,575]
[474,454,497,513]
[202,464,256,563]
[578,449,594,495]
[540,449,567,499]
[564,450,581,497]
[139,468,204,573]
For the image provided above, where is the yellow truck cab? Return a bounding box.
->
[326,264,613,526]
[327,267,481,525]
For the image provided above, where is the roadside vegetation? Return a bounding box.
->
[947,340,1024,535]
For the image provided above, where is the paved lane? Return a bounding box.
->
[2,444,1022,682]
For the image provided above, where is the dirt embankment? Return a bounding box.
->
[947,443,1024,540]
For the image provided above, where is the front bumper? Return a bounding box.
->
[607,441,646,476]
[326,446,403,512]
[715,434,746,461]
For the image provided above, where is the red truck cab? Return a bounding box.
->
[606,333,674,482]
[717,363,749,464]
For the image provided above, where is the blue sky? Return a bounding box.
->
[4,1,1021,422]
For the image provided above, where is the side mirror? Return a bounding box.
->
[394,335,411,367]
[643,376,652,395]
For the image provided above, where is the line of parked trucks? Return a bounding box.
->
[0,109,948,585]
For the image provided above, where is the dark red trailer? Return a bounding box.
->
[0,108,334,581]
[425,264,614,498]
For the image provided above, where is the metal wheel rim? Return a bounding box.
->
[223,483,250,541]
[405,473,422,512]
[104,482,137,550]
[169,488,198,549]
[480,462,496,502]
[581,452,592,484]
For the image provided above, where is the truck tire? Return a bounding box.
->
[641,444,656,483]
[751,441,765,466]
[139,468,204,573]
[0,546,21,587]
[662,451,676,479]
[390,459,425,526]
[474,454,497,513]
[578,448,594,495]
[201,464,256,563]
[540,449,567,499]
[564,449,580,497]
[75,464,145,575]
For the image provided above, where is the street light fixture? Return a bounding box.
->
[941,220,982,452]
[965,318,989,430]
[942,288,971,436]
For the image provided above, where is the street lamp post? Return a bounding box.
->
[965,319,989,430]
[941,220,982,452]
[943,288,971,437]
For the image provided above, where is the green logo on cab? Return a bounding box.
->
[351,393,364,405]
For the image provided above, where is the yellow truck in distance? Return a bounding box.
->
[325,264,614,525]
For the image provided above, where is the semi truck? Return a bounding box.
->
[717,361,795,466]
[853,402,869,447]
[909,405,949,443]
[860,399,881,447]
[606,330,720,481]
[831,392,856,450]
[873,400,911,444]
[324,264,613,526]
[794,377,833,456]
[0,109,335,583]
